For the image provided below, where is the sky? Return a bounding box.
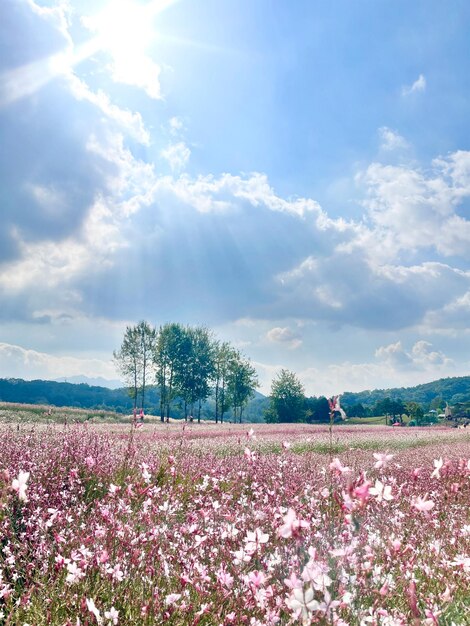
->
[0,0,469,397]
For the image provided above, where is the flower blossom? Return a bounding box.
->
[369,480,393,502]
[373,453,395,469]
[412,495,435,513]
[329,458,351,475]
[431,458,443,479]
[66,561,85,584]
[86,598,102,624]
[104,607,119,625]
[286,586,321,624]
[11,470,30,502]
[278,508,310,539]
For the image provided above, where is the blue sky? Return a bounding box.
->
[0,0,469,396]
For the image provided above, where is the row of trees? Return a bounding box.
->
[344,397,439,425]
[114,321,258,423]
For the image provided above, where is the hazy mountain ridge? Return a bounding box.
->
[54,375,124,389]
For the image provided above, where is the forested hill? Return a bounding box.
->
[341,376,470,409]
[0,378,268,422]
[1,375,469,420]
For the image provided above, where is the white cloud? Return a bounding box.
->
[67,75,150,145]
[155,172,323,217]
[169,116,184,135]
[0,342,118,381]
[161,142,191,172]
[350,153,470,263]
[378,127,410,151]
[402,74,426,96]
[110,53,162,100]
[266,327,302,350]
[375,340,452,371]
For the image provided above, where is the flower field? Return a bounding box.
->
[0,422,469,625]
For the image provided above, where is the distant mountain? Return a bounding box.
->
[341,375,470,409]
[54,375,123,389]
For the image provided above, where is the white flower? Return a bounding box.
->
[11,470,30,502]
[104,607,119,625]
[66,561,85,585]
[286,586,321,623]
[369,480,393,502]
[412,495,435,513]
[86,598,102,624]
[431,457,443,479]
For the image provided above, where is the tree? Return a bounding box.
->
[305,396,330,423]
[177,326,215,423]
[347,403,367,418]
[227,353,258,423]
[113,325,141,410]
[373,397,404,424]
[153,323,187,422]
[405,401,425,425]
[265,369,305,424]
[135,320,157,412]
[213,341,238,423]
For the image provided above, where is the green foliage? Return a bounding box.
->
[305,396,330,423]
[341,376,470,410]
[226,352,258,423]
[113,321,157,411]
[266,369,306,423]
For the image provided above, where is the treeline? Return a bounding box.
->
[114,321,258,423]
[0,378,140,413]
[341,376,470,414]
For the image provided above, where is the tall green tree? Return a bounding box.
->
[113,325,142,410]
[154,323,187,422]
[135,320,157,412]
[213,341,238,423]
[265,369,305,423]
[227,353,258,423]
[177,326,215,422]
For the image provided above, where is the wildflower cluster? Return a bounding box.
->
[0,424,468,624]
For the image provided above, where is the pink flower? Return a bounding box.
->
[373,453,394,469]
[329,458,351,475]
[412,495,435,513]
[353,480,371,505]
[278,508,310,539]
[248,570,266,588]
[284,571,303,590]
[217,567,234,589]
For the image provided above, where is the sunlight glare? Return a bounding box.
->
[84,0,155,59]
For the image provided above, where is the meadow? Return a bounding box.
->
[0,421,469,625]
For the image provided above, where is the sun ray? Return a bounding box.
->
[0,0,180,107]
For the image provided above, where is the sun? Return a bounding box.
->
[84,0,156,59]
